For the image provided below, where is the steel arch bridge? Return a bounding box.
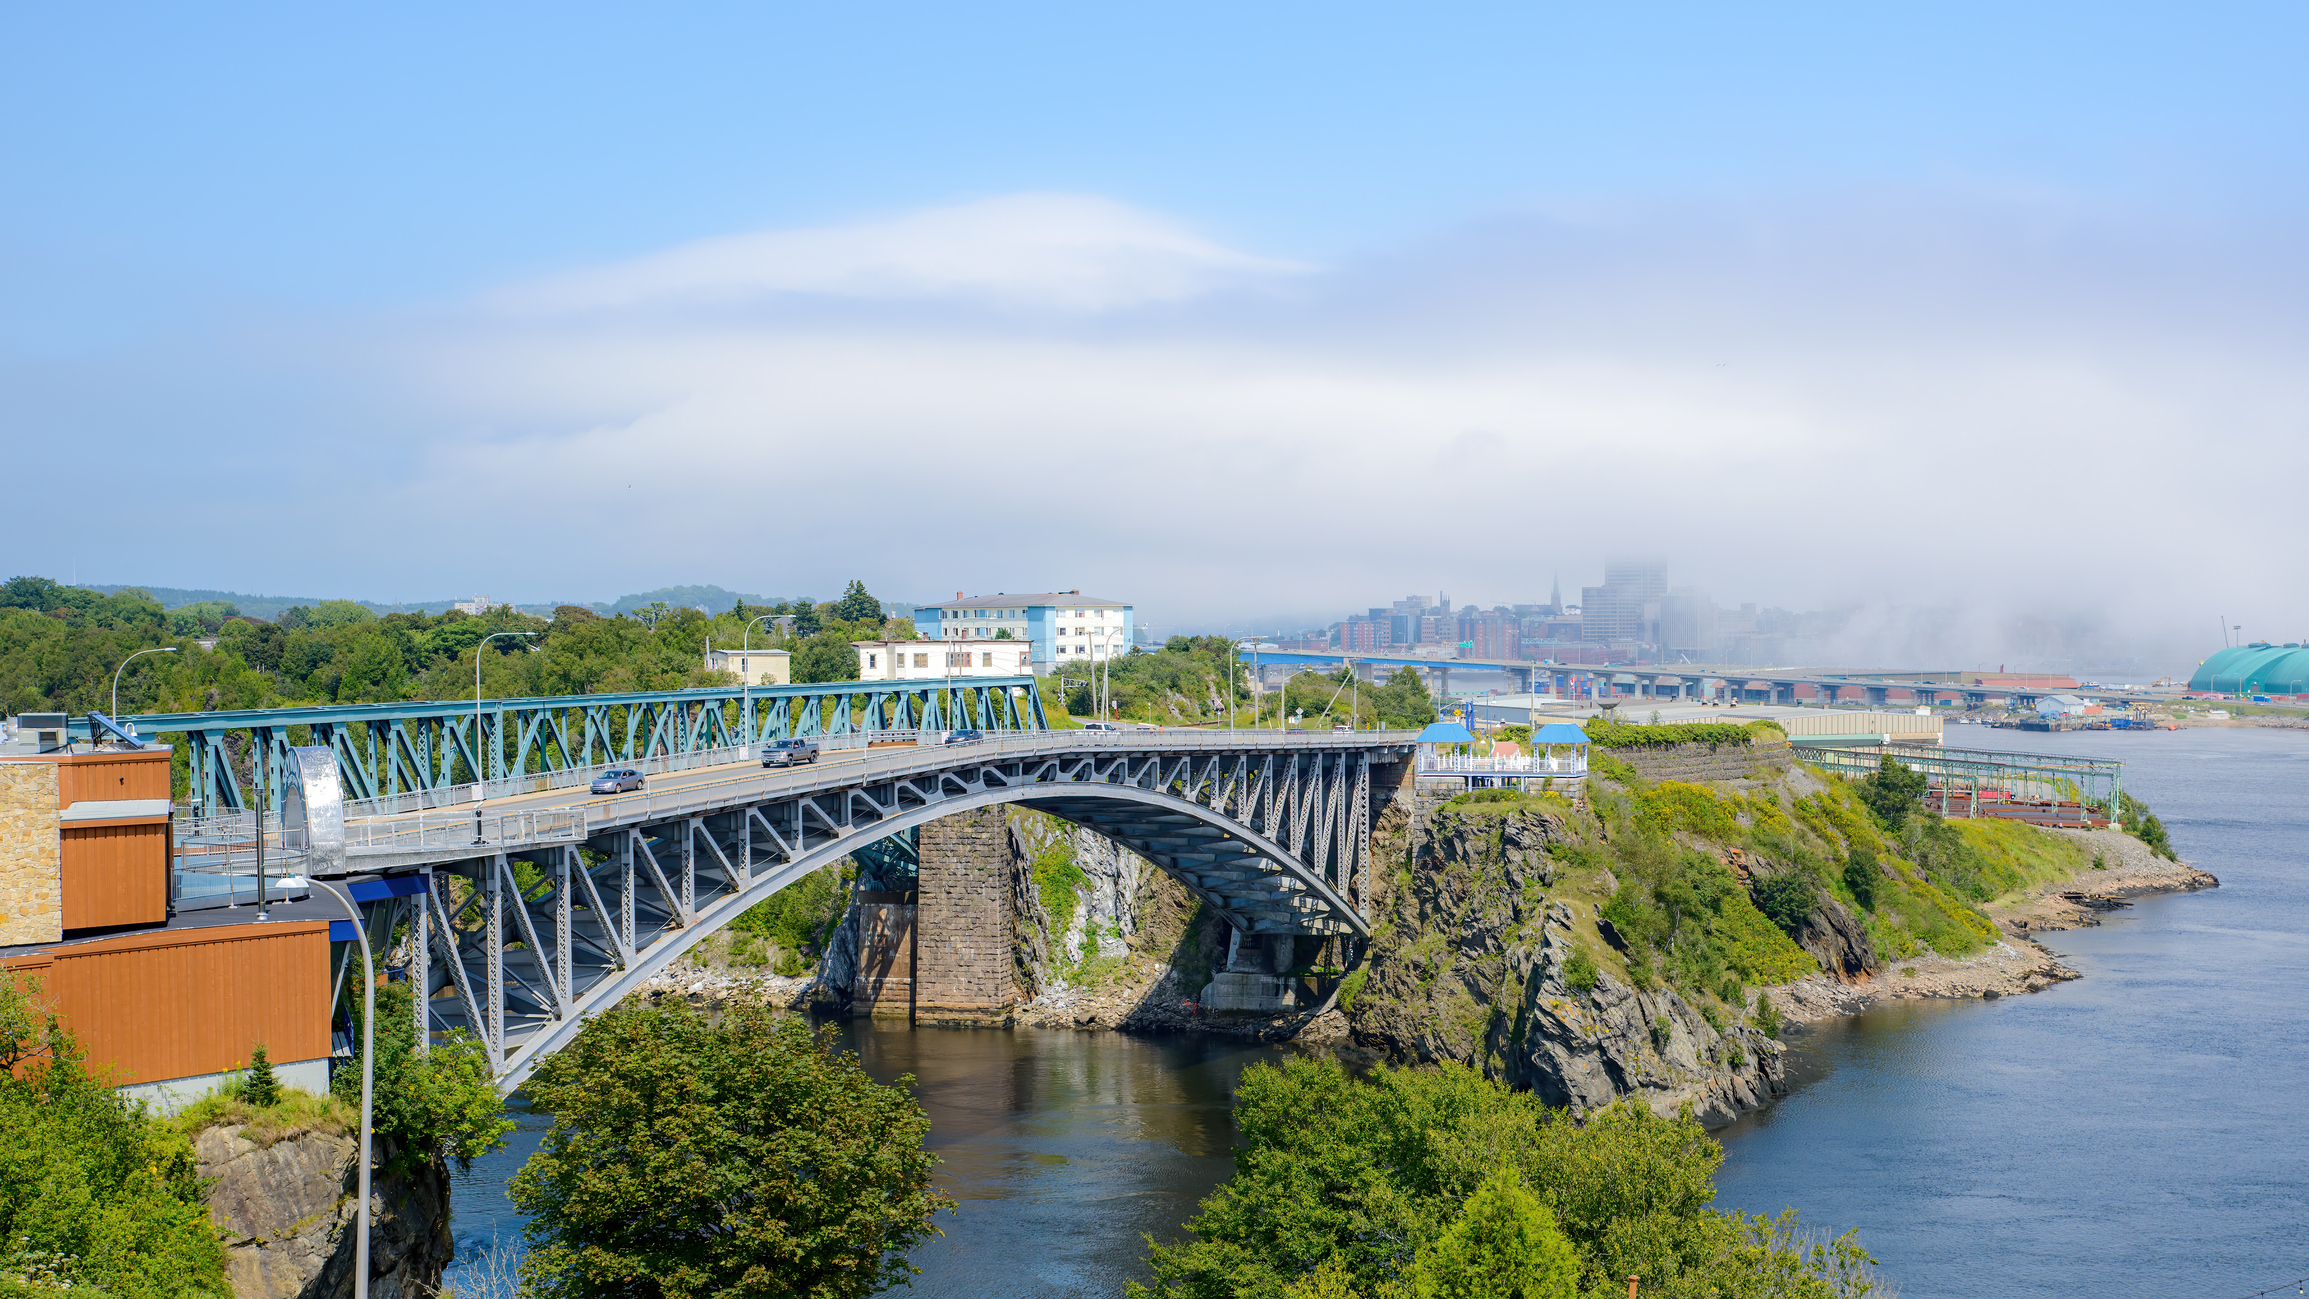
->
[322,729,1411,1088]
[92,676,1044,811]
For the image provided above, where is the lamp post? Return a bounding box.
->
[312,879,375,1299]
[741,614,776,745]
[472,632,537,841]
[111,645,177,720]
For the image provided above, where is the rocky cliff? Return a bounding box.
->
[194,1123,452,1299]
[1346,800,1785,1126]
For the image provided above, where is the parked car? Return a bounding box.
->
[589,768,644,794]
[943,729,985,745]
[1079,721,1118,731]
[761,738,821,767]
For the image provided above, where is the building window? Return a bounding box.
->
[913,653,929,668]
[980,653,993,667]
[868,654,878,668]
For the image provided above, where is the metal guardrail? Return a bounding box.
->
[1416,755,1588,775]
[326,727,1421,853]
[344,807,587,852]
[340,730,923,818]
[1793,741,2123,817]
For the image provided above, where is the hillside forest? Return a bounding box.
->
[0,576,1440,736]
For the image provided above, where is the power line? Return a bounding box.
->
[2223,1273,2308,1299]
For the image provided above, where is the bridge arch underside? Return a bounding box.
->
[409,752,1378,1088]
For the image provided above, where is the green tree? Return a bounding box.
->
[0,977,228,1298]
[332,982,511,1172]
[791,629,862,684]
[833,580,881,624]
[1841,848,1879,910]
[1855,755,1927,831]
[1370,667,1436,729]
[2118,791,2176,859]
[1750,870,1817,935]
[244,1043,281,1106]
[1133,1059,1880,1299]
[511,999,952,1299]
[304,599,377,628]
[1406,1167,1577,1299]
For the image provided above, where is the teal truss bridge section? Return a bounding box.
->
[209,728,1413,1087]
[90,677,1045,810]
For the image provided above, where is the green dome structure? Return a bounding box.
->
[2188,643,2309,695]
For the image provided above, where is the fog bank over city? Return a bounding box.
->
[23,187,2307,666]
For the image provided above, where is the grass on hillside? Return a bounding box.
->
[174,1080,354,1145]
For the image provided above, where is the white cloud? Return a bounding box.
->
[480,192,1308,315]
[59,187,2303,668]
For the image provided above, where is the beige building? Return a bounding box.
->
[703,647,791,686]
[855,640,1033,681]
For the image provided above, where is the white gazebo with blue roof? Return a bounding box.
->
[1415,720,1589,800]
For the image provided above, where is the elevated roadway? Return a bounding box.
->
[220,725,1418,1087]
[1240,650,2159,709]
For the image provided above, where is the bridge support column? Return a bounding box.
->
[913,807,1020,1025]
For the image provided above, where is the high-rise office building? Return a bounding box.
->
[1581,556,1668,644]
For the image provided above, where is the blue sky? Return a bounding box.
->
[7,3,2305,660]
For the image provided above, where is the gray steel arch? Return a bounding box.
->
[482,784,1341,1088]
[384,731,1409,1088]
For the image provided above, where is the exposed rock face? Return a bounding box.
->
[1787,890,1876,981]
[195,1125,452,1299]
[1348,805,1785,1127]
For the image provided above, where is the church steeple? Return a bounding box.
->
[1549,574,1562,614]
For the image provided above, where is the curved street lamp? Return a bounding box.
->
[741,614,777,745]
[111,645,178,720]
[472,631,538,841]
[311,879,375,1299]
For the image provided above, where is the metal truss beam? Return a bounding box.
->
[383,733,1408,1089]
[104,676,1044,810]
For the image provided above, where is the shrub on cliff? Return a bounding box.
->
[1597,838,1816,992]
[1584,720,1771,750]
[2118,792,2177,860]
[0,978,227,1299]
[1856,755,1928,831]
[332,981,512,1173]
[1132,1058,1884,1299]
[512,999,952,1299]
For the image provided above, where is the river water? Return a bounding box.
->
[447,725,2307,1298]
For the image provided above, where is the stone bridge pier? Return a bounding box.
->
[850,808,1025,1025]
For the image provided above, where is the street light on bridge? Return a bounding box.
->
[110,645,177,721]
[472,631,538,842]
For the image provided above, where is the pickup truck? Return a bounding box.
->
[760,738,821,767]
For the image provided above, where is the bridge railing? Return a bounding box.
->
[1416,753,1588,776]
[340,729,926,818]
[344,807,589,853]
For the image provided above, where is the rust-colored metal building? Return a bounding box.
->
[1,742,335,1107]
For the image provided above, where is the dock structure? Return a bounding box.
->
[1794,742,2123,828]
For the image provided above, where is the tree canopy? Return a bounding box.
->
[1855,755,1928,831]
[1133,1057,1883,1299]
[0,977,228,1299]
[512,999,952,1299]
[0,574,916,722]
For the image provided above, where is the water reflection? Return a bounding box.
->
[1712,727,2309,1299]
[449,1024,1293,1297]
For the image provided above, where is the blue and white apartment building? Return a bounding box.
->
[912,591,1135,671]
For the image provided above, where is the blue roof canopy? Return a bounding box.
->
[1531,723,1591,744]
[1417,722,1478,744]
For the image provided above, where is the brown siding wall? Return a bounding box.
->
[60,823,170,930]
[51,750,173,807]
[3,922,331,1085]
